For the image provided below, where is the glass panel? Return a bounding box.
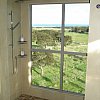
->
[63,54,87,94]
[64,4,90,53]
[32,52,60,89]
[32,4,62,50]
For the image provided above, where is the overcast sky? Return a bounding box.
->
[32,4,90,25]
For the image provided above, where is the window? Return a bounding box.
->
[31,3,90,94]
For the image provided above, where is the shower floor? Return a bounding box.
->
[16,94,48,100]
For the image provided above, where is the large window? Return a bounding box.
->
[31,3,90,94]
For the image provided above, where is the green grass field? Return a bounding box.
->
[31,28,88,94]
[64,31,88,52]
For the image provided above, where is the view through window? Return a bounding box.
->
[31,3,90,94]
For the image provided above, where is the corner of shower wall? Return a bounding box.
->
[7,0,22,99]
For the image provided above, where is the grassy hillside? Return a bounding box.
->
[31,28,88,94]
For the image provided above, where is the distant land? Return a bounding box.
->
[32,24,89,27]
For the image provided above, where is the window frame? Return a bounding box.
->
[30,3,89,95]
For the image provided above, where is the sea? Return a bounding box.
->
[32,24,89,27]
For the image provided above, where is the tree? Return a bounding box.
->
[64,35,72,46]
[32,30,56,49]
[32,52,54,76]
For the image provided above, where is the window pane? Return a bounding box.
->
[31,4,89,93]
[63,54,87,94]
[64,4,90,53]
[32,52,60,89]
[32,4,62,50]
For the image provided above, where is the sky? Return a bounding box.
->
[32,4,90,25]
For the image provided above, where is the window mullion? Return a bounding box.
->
[60,3,65,90]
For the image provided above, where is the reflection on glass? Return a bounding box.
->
[32,52,60,89]
[64,4,90,53]
[32,4,62,50]
[63,54,87,94]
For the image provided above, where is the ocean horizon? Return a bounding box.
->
[32,24,89,27]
